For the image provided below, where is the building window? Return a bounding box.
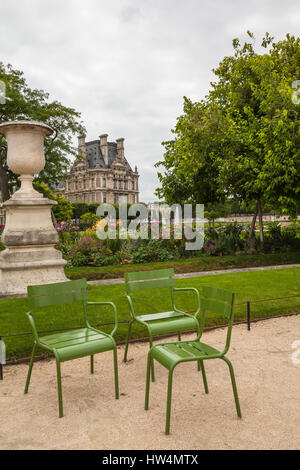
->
[92,192,95,202]
[75,178,78,190]
[124,181,127,190]
[132,181,135,191]
[119,180,121,189]
[91,178,95,188]
[102,178,106,188]
[83,178,87,189]
[113,179,116,189]
[103,192,107,203]
[114,193,118,204]
[84,193,87,203]
[132,194,135,204]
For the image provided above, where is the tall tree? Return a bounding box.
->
[0,62,85,201]
[156,33,300,246]
[211,32,300,243]
[155,98,229,207]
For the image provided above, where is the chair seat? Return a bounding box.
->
[151,340,222,369]
[136,311,198,335]
[39,328,115,362]
[137,311,184,322]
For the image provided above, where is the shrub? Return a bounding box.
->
[131,239,179,264]
[81,212,101,225]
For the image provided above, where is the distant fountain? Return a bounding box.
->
[0,120,68,297]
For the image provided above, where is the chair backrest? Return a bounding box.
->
[27,279,88,311]
[201,285,235,354]
[124,268,175,294]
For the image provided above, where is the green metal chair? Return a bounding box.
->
[123,268,201,381]
[145,286,242,434]
[24,279,119,417]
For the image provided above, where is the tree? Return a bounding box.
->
[211,32,300,244]
[0,62,85,202]
[156,33,300,246]
[155,98,229,207]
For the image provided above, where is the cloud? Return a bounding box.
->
[1,0,299,201]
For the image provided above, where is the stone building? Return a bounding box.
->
[60,134,139,204]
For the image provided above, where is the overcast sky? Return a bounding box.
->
[1,0,299,201]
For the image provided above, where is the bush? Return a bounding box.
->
[81,212,101,225]
[130,240,179,264]
[59,235,125,267]
[56,221,80,243]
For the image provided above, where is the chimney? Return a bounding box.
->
[116,137,125,161]
[100,134,109,166]
[78,135,86,157]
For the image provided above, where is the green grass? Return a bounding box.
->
[0,267,299,361]
[65,251,300,281]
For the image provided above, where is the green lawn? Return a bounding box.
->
[65,251,300,280]
[0,267,299,361]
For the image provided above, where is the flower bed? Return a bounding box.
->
[55,220,300,268]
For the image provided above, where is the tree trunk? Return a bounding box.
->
[257,199,264,246]
[0,164,10,202]
[248,200,259,245]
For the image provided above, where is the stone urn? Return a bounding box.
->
[0,120,52,199]
[0,120,68,297]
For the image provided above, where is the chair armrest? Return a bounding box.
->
[125,294,136,321]
[172,287,201,316]
[86,301,118,337]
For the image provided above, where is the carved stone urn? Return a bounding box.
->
[0,120,68,297]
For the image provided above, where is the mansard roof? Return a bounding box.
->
[85,140,133,171]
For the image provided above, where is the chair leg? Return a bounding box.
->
[165,368,174,435]
[24,342,37,394]
[222,357,242,418]
[90,355,94,374]
[199,360,209,394]
[56,359,63,418]
[144,352,152,410]
[123,321,133,362]
[113,347,119,400]
[149,336,155,382]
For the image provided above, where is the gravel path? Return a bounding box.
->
[1,316,299,450]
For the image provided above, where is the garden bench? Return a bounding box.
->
[145,285,242,434]
[24,279,119,417]
[123,268,201,381]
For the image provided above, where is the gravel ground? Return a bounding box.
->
[0,316,299,450]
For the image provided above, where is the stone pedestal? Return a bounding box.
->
[0,120,68,297]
